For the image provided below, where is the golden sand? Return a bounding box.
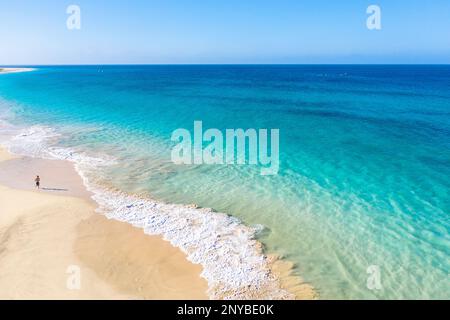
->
[0,147,208,299]
[0,146,315,299]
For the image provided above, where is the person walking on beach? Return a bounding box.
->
[35,175,40,189]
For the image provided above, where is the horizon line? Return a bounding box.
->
[2,63,450,67]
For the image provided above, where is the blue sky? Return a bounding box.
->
[1,0,449,64]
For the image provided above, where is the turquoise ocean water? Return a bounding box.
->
[0,65,449,299]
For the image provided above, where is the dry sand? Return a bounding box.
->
[0,147,208,299]
[0,147,316,300]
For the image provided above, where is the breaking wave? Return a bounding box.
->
[0,122,300,299]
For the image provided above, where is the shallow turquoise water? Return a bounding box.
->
[0,65,449,299]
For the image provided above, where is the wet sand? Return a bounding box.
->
[0,148,208,299]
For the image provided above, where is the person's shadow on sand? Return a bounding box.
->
[42,187,69,192]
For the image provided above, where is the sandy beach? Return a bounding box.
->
[0,147,208,299]
[0,68,35,74]
[0,146,315,300]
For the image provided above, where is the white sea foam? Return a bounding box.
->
[2,125,61,158]
[0,123,294,300]
[89,188,293,299]
[1,125,115,166]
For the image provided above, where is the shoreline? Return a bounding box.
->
[0,147,208,299]
[0,68,35,74]
[0,143,316,299]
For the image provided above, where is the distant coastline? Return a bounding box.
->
[0,67,35,74]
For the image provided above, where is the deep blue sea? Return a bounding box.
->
[0,65,449,299]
